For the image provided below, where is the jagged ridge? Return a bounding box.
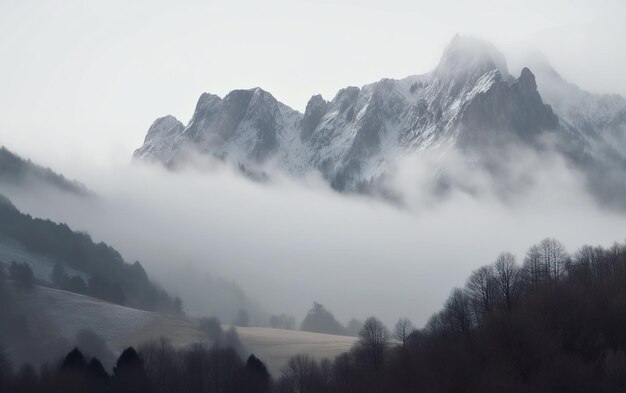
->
[133,36,625,196]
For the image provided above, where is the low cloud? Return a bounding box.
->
[3,144,625,328]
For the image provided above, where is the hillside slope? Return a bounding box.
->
[0,146,89,196]
[11,284,356,375]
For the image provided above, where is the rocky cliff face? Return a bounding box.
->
[520,52,626,208]
[133,36,625,198]
[135,89,301,167]
[135,115,185,166]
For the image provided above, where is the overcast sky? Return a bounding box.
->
[0,0,625,172]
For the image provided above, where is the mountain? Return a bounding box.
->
[524,51,626,144]
[0,146,90,196]
[133,36,626,201]
[517,52,626,207]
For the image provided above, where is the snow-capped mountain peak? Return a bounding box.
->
[434,35,509,81]
[133,36,626,200]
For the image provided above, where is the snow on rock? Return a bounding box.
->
[133,35,626,194]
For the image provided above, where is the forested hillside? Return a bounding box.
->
[272,239,626,393]
[0,194,180,314]
[3,238,626,392]
[0,146,89,195]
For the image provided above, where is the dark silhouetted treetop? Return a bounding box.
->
[61,347,87,370]
[246,354,270,378]
[114,347,144,376]
[87,357,110,381]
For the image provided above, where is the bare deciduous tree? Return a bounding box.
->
[539,238,569,287]
[139,337,180,393]
[443,288,473,334]
[494,252,521,311]
[358,317,389,370]
[393,318,415,348]
[280,354,321,393]
[466,265,497,322]
[523,244,543,289]
[573,245,601,287]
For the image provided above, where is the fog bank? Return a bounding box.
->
[2,145,625,327]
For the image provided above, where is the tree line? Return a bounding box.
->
[0,194,182,315]
[0,340,271,393]
[272,238,626,392]
[3,237,626,392]
[0,146,89,196]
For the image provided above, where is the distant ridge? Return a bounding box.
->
[0,146,91,196]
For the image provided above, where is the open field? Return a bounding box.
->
[11,284,356,374]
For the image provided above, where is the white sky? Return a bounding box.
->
[0,0,624,172]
